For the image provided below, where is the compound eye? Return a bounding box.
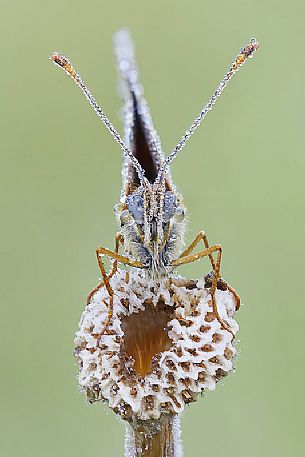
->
[120,209,133,225]
[163,191,178,222]
[127,193,144,224]
[174,207,185,222]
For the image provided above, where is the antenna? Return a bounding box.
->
[156,38,259,182]
[50,52,147,185]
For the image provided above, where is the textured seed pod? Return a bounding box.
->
[74,269,239,422]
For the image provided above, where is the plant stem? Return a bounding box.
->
[125,415,183,457]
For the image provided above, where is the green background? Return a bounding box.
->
[1,1,304,456]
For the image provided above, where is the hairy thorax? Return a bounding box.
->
[120,217,186,276]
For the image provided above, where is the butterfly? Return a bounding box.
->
[51,31,258,340]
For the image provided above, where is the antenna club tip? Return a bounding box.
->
[243,38,260,57]
[232,39,259,71]
[50,51,65,65]
[50,52,77,78]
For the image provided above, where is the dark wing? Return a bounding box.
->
[114,30,164,189]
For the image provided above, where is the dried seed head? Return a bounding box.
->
[74,269,239,421]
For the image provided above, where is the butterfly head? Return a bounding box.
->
[116,177,186,273]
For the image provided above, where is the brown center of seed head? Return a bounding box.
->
[121,301,174,377]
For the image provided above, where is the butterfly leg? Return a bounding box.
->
[179,231,240,310]
[86,234,125,304]
[111,234,125,276]
[88,244,144,338]
[90,248,115,337]
[172,245,233,336]
[96,246,144,269]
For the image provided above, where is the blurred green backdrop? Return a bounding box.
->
[1,0,304,456]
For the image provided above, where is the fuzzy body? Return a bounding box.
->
[115,189,186,276]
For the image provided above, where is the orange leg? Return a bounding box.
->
[87,236,144,337]
[86,234,126,304]
[111,234,125,275]
[180,231,240,310]
[98,246,143,268]
[180,231,215,268]
[92,251,114,337]
[172,244,234,336]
